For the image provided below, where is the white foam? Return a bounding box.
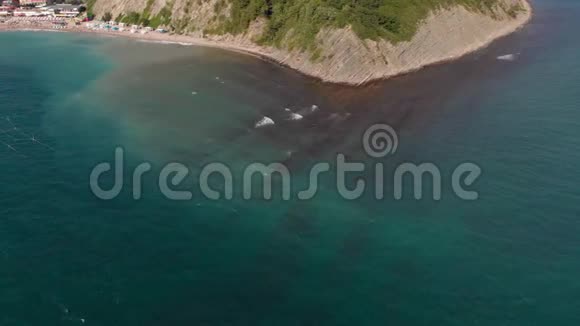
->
[289,113,303,121]
[284,108,304,120]
[497,54,517,61]
[311,104,319,112]
[136,39,192,46]
[255,116,275,128]
[11,28,64,33]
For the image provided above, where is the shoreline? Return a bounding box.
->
[0,1,532,86]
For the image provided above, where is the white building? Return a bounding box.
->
[19,0,47,6]
[0,5,13,14]
[52,5,81,16]
[13,9,43,16]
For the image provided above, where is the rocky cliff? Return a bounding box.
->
[90,0,531,85]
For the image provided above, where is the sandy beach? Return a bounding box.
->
[0,18,268,58]
[0,1,532,85]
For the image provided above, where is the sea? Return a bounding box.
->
[1,0,579,324]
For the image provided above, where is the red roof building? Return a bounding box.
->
[1,0,19,7]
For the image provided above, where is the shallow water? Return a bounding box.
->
[1,1,580,324]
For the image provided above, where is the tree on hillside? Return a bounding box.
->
[102,12,112,22]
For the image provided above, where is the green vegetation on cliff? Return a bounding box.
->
[89,0,523,54]
[221,0,504,50]
[116,4,173,28]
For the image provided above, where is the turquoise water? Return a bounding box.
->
[1,1,580,324]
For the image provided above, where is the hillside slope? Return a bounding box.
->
[89,0,531,84]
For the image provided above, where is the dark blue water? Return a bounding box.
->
[1,1,579,324]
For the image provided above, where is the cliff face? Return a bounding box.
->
[92,0,228,33]
[91,0,531,85]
